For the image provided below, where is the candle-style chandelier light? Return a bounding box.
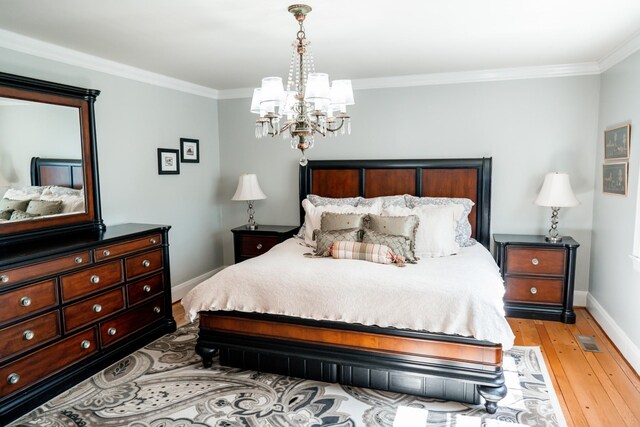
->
[250,4,354,166]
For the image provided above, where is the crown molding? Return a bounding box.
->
[0,29,219,99]
[217,87,254,100]
[599,30,640,72]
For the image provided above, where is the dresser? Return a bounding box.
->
[493,234,579,323]
[0,223,176,423]
[231,225,298,263]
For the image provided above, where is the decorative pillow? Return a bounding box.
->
[40,189,85,213]
[357,195,407,209]
[384,205,461,257]
[0,209,14,220]
[362,228,417,263]
[307,194,360,207]
[10,210,40,221]
[44,185,83,197]
[405,196,475,247]
[313,228,361,257]
[2,186,47,201]
[320,212,367,231]
[26,200,63,216]
[0,198,30,212]
[330,241,405,266]
[367,213,419,252]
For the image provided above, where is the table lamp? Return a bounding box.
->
[232,174,267,230]
[534,172,579,242]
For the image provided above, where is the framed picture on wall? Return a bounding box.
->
[180,138,200,163]
[157,148,180,175]
[602,162,628,196]
[604,124,631,161]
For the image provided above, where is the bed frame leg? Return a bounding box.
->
[195,344,217,368]
[478,384,507,414]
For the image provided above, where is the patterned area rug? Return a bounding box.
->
[10,324,566,427]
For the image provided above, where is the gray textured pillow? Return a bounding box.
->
[0,209,14,220]
[307,194,360,207]
[26,200,63,216]
[362,229,417,263]
[10,210,40,221]
[313,228,362,257]
[368,213,419,251]
[320,212,367,231]
[358,195,407,208]
[0,198,30,212]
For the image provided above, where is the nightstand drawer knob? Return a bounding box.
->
[256,243,263,250]
[150,238,157,245]
[142,260,151,268]
[7,373,19,385]
[531,258,539,266]
[107,327,117,336]
[23,330,34,340]
[92,304,102,313]
[80,340,91,349]
[153,306,161,314]
[143,285,152,293]
[530,287,538,295]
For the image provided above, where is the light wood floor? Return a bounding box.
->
[172,303,640,426]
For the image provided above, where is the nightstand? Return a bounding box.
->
[493,234,579,324]
[231,225,299,263]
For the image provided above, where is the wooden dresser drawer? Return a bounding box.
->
[63,288,125,332]
[94,234,162,262]
[0,279,58,325]
[127,273,163,306]
[125,249,163,280]
[504,276,563,304]
[0,251,91,288]
[505,247,566,276]
[60,260,124,302]
[0,311,60,362]
[239,235,280,258]
[100,296,165,347]
[0,328,97,401]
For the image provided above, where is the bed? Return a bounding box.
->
[187,158,511,413]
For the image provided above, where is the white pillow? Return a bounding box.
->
[2,186,47,201]
[383,204,463,257]
[301,198,382,247]
[40,188,85,213]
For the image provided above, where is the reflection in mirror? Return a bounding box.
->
[0,97,85,224]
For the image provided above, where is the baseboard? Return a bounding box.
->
[573,290,588,307]
[587,294,640,375]
[171,266,227,302]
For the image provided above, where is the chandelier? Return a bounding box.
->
[250,4,354,166]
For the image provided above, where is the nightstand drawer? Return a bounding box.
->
[505,247,565,276]
[239,235,280,257]
[504,276,563,304]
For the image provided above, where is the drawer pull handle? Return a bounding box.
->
[1,274,8,283]
[107,327,117,336]
[531,258,539,266]
[153,306,161,314]
[7,373,20,385]
[150,238,157,245]
[75,257,83,264]
[19,296,31,307]
[256,243,263,250]
[530,287,538,295]
[90,275,100,284]
[142,260,151,268]
[80,340,91,349]
[23,330,34,340]
[92,304,102,313]
[103,250,111,256]
[143,285,152,293]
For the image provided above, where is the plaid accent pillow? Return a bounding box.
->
[313,228,362,257]
[330,241,404,266]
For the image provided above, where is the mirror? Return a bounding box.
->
[0,72,102,241]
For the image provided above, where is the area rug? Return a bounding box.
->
[9,324,567,427]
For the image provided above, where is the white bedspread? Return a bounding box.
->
[182,238,515,349]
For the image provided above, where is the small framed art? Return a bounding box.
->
[180,138,199,163]
[603,162,628,196]
[157,148,180,175]
[604,124,630,161]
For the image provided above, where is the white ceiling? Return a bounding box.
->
[0,0,639,91]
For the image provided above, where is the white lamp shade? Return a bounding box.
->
[279,90,297,116]
[535,172,579,207]
[305,73,330,107]
[260,77,285,108]
[330,80,355,106]
[250,88,262,114]
[232,174,267,201]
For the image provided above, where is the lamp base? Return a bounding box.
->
[245,223,258,230]
[545,235,563,243]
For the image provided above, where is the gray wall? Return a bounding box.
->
[0,47,223,287]
[590,50,640,348]
[219,76,600,294]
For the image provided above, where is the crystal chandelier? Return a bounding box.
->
[250,4,354,166]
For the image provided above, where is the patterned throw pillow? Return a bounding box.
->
[405,196,475,247]
[26,200,63,216]
[367,213,419,253]
[307,194,360,207]
[0,209,14,220]
[313,228,362,257]
[10,210,40,221]
[362,228,417,263]
[330,241,403,265]
[320,212,367,231]
[357,195,407,209]
[0,198,30,212]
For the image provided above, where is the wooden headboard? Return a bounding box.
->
[299,158,492,248]
[30,157,84,189]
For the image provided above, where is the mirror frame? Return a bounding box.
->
[0,72,103,242]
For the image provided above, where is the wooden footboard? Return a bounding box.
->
[196,311,507,413]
